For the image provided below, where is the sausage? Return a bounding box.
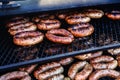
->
[75,51,103,60]
[34,62,61,79]
[64,77,71,80]
[106,10,120,20]
[13,31,44,46]
[68,61,87,79]
[32,14,55,23]
[47,74,64,80]
[59,57,74,66]
[37,19,61,30]
[89,69,120,80]
[116,55,120,67]
[38,66,64,80]
[46,29,74,44]
[84,9,104,19]
[90,55,114,63]
[91,60,118,69]
[68,23,94,37]
[7,18,29,28]
[9,22,37,35]
[19,64,37,73]
[0,71,31,80]
[75,63,93,80]
[108,48,120,55]
[65,13,91,25]
[116,76,120,80]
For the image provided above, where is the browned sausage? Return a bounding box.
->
[65,13,91,24]
[75,51,103,60]
[91,60,118,69]
[68,61,87,79]
[84,9,104,19]
[37,19,61,30]
[38,66,64,80]
[90,55,114,63]
[106,10,120,20]
[68,23,94,37]
[46,29,74,44]
[0,71,31,80]
[13,31,44,46]
[75,63,93,80]
[7,18,29,28]
[89,69,120,80]
[32,14,55,23]
[9,22,37,35]
[108,48,120,55]
[34,62,61,79]
[19,64,37,73]
[47,74,64,80]
[116,55,120,67]
[59,57,74,66]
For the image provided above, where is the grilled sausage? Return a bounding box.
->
[46,29,74,44]
[37,19,61,30]
[116,55,120,67]
[75,51,103,60]
[89,69,120,80]
[108,48,120,55]
[84,9,104,19]
[91,60,118,69]
[59,57,74,66]
[64,77,71,80]
[90,55,117,69]
[116,76,120,80]
[68,61,87,79]
[0,71,31,80]
[65,13,91,24]
[68,23,94,37]
[7,18,29,28]
[34,62,61,79]
[9,22,37,35]
[19,64,37,73]
[90,55,114,63]
[47,74,64,80]
[38,66,64,80]
[106,10,120,20]
[32,14,55,23]
[13,31,44,46]
[75,63,93,80]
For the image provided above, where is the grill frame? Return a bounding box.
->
[0,4,120,71]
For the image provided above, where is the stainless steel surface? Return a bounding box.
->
[0,0,120,16]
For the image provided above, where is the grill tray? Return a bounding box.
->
[0,5,120,71]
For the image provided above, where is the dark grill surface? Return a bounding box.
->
[1,8,120,71]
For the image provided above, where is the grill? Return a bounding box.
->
[1,10,120,71]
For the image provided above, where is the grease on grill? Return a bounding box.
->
[44,44,63,55]
[15,46,38,61]
[98,34,119,46]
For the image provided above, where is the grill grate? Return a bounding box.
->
[1,12,120,71]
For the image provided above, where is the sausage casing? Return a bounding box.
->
[90,55,114,63]
[59,57,74,66]
[47,74,64,80]
[75,63,93,80]
[19,64,37,73]
[68,61,87,79]
[34,62,61,79]
[89,69,120,80]
[0,71,31,80]
[38,66,64,80]
[91,60,118,69]
[75,51,103,60]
